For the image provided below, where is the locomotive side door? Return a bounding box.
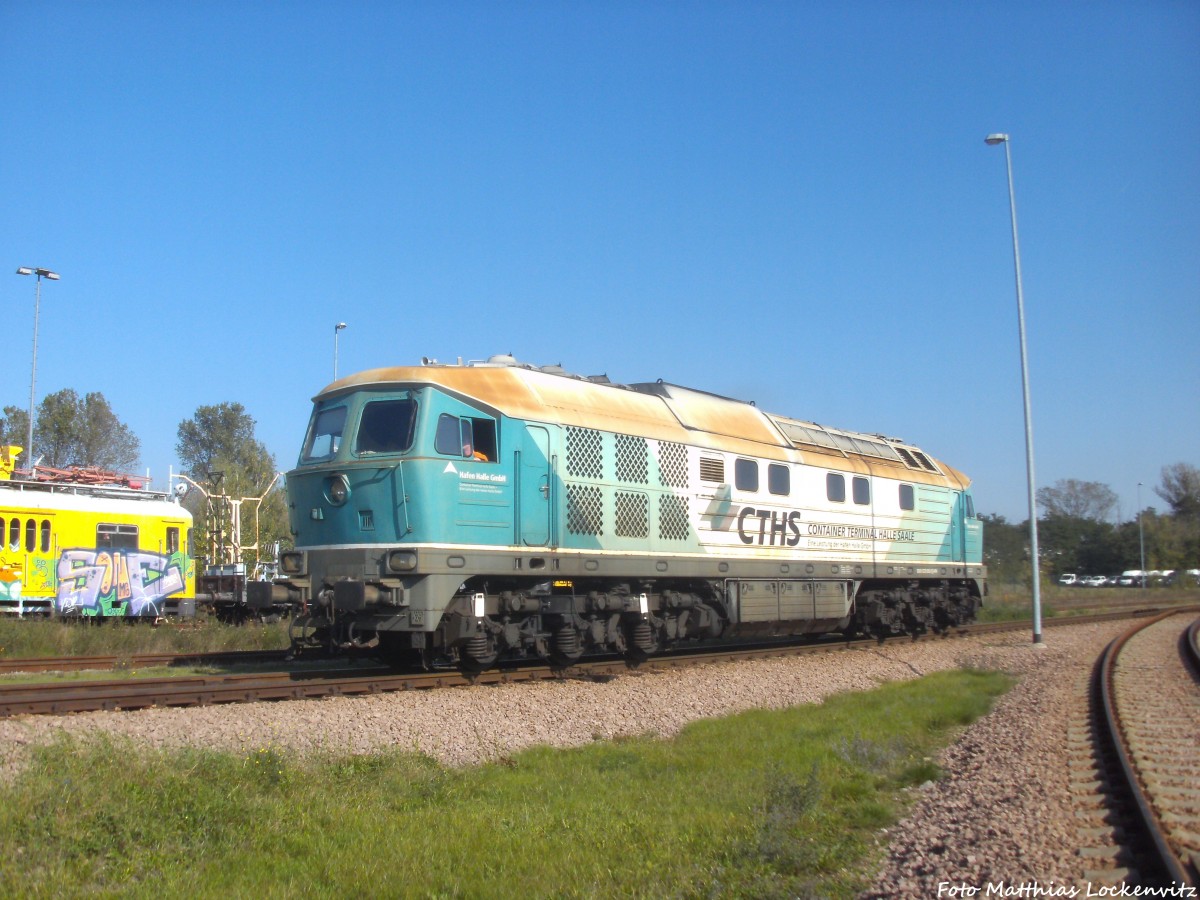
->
[517,425,551,547]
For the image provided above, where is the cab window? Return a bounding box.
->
[302,405,348,461]
[435,414,497,461]
[356,399,417,455]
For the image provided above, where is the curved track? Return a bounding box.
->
[1091,610,1200,887]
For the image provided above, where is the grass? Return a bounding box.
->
[978,585,1200,623]
[0,614,290,660]
[0,668,1013,899]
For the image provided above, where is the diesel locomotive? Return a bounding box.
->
[264,356,985,669]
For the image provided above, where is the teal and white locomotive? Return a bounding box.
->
[265,355,985,670]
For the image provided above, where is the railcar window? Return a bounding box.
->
[97,524,139,550]
[0,518,5,548]
[8,518,18,551]
[25,519,36,552]
[734,458,759,492]
[900,484,915,510]
[167,527,180,554]
[302,405,348,461]
[40,520,50,553]
[768,463,790,496]
[827,473,846,503]
[853,477,870,506]
[356,399,417,455]
[964,494,976,518]
[435,414,497,461]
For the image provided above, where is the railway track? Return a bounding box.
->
[1066,609,1200,889]
[0,609,1163,719]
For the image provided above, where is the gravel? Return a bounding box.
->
[0,619,1132,892]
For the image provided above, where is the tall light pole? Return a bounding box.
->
[1137,481,1146,589]
[15,266,60,465]
[984,133,1043,645]
[333,322,347,380]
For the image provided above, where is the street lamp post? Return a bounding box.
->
[334,322,347,380]
[1137,482,1146,589]
[984,133,1043,645]
[15,266,60,465]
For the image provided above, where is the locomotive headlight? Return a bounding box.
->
[387,550,418,572]
[280,551,307,576]
[324,474,350,506]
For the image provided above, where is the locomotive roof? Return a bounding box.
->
[320,358,971,489]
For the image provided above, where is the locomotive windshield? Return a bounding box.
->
[302,405,348,461]
[355,399,417,455]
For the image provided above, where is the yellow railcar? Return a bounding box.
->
[0,450,195,618]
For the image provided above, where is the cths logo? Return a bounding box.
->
[737,508,803,546]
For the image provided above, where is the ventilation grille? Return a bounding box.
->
[615,434,648,484]
[615,491,648,538]
[657,441,688,488]
[699,457,725,484]
[659,495,690,541]
[566,427,603,479]
[566,484,604,536]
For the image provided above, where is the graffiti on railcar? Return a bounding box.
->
[56,548,189,616]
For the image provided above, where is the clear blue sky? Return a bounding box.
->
[4,1,1198,523]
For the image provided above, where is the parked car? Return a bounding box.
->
[1080,575,1108,587]
[1058,573,1079,586]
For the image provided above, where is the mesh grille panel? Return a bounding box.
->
[566,427,603,479]
[615,434,649,484]
[659,494,690,541]
[657,441,688,488]
[566,484,604,536]
[615,491,649,538]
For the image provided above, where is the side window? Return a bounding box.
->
[768,464,790,496]
[468,418,497,462]
[8,518,18,551]
[167,527,180,554]
[853,477,870,506]
[40,519,51,553]
[435,414,497,461]
[899,484,915,511]
[434,414,461,455]
[25,519,36,552]
[0,518,5,548]
[734,458,758,492]
[827,473,846,503]
[964,494,975,519]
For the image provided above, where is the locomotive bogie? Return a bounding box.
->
[278,358,986,667]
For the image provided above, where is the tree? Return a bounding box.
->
[2,390,139,470]
[1155,463,1200,522]
[1035,479,1118,522]
[0,407,28,449]
[39,390,141,470]
[176,402,289,566]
